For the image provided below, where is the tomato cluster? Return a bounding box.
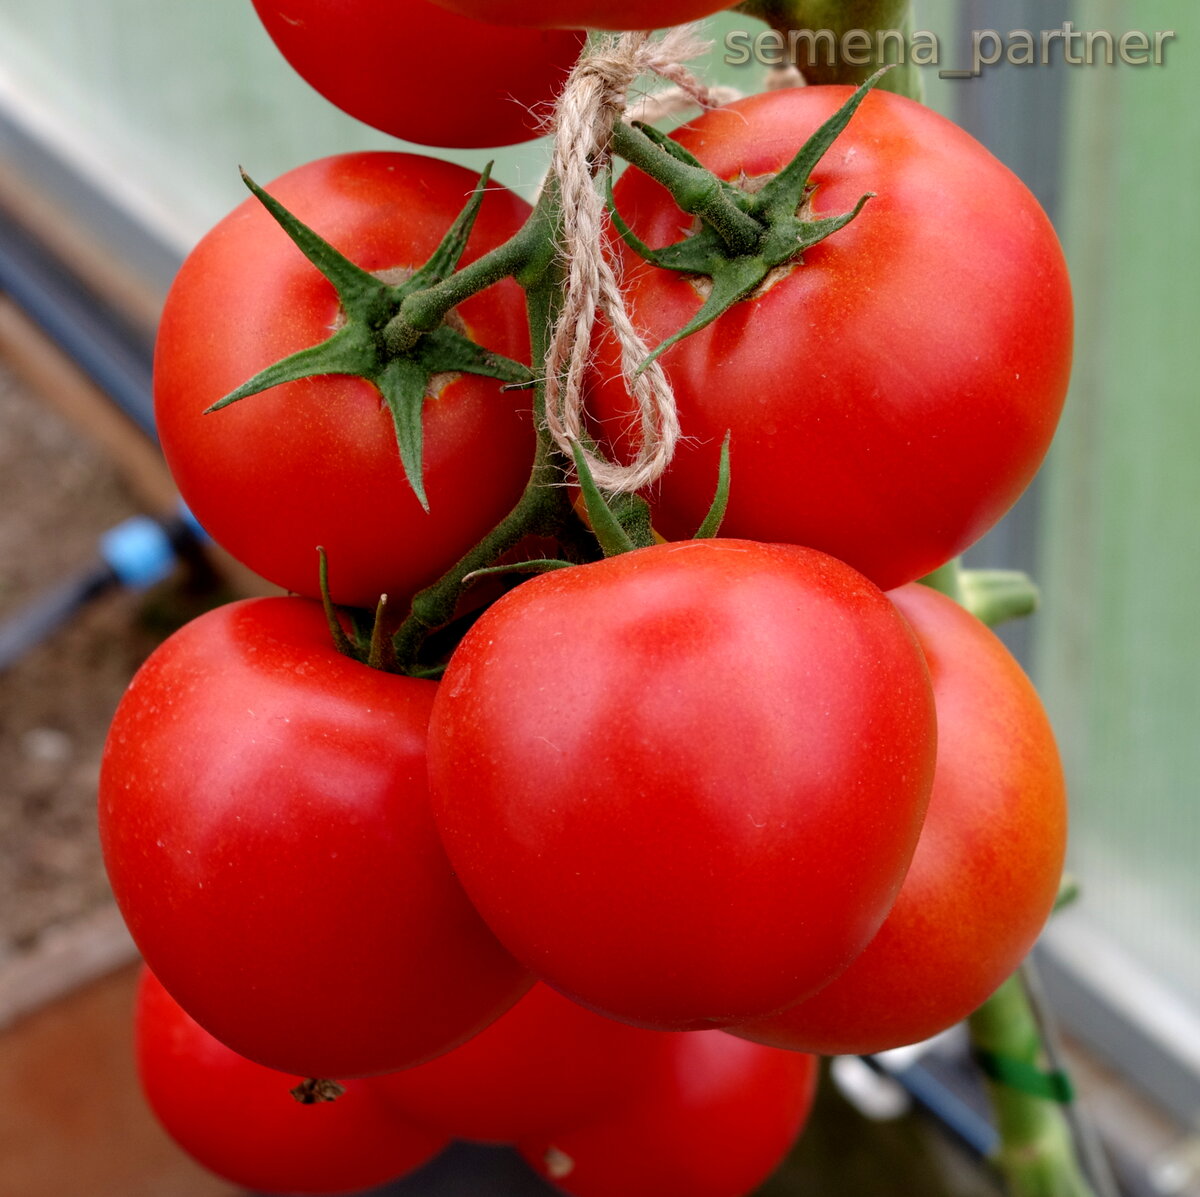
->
[136,965,817,1194]
[100,6,1074,1195]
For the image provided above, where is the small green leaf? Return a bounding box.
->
[204,325,376,413]
[406,163,494,292]
[317,547,360,660]
[241,170,384,305]
[641,256,769,368]
[421,324,533,387]
[570,441,636,558]
[607,171,749,279]
[753,68,889,223]
[694,433,732,539]
[376,357,433,511]
[462,559,575,584]
[367,594,398,672]
[792,194,875,251]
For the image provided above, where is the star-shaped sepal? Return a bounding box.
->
[609,70,886,367]
[205,164,533,511]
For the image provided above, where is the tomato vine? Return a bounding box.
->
[99,5,1107,1196]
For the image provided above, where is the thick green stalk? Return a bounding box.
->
[738,0,923,99]
[389,185,595,673]
[610,121,764,254]
[920,560,1101,1196]
[919,557,967,605]
[385,217,545,352]
[968,975,1096,1197]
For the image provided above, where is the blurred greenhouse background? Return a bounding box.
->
[0,0,1197,1192]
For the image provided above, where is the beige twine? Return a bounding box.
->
[543,28,734,494]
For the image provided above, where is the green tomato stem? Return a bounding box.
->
[610,121,764,256]
[918,557,967,605]
[383,215,546,355]
[959,569,1040,627]
[921,555,1105,1194]
[920,557,1108,1195]
[968,972,1101,1197]
[389,184,597,674]
[920,561,1041,629]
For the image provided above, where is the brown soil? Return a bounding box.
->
[0,355,185,976]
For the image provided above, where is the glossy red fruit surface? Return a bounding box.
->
[101,598,531,1078]
[135,967,448,1194]
[521,1030,818,1197]
[428,539,937,1030]
[732,582,1067,1054]
[590,86,1073,590]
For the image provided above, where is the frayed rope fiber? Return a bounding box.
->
[543,27,738,494]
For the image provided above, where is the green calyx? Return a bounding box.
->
[316,547,399,672]
[205,165,532,512]
[608,69,886,366]
[571,441,655,556]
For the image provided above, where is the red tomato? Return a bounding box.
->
[589,87,1073,591]
[427,539,937,1030]
[426,0,734,30]
[251,0,583,147]
[135,967,447,1194]
[520,1030,818,1197]
[154,152,535,608]
[100,598,531,1078]
[732,582,1067,1055]
[377,982,671,1142]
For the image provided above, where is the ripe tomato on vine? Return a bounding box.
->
[154,152,536,609]
[731,582,1068,1055]
[427,539,938,1030]
[135,968,448,1194]
[251,0,585,148]
[97,13,1085,1194]
[519,1030,819,1197]
[588,86,1073,590]
[100,598,531,1079]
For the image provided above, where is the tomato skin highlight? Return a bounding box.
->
[135,967,448,1194]
[376,982,672,1143]
[520,1030,818,1197]
[100,597,532,1079]
[251,0,584,148]
[589,87,1074,591]
[731,582,1067,1055]
[425,0,735,30]
[154,152,536,609]
[427,539,937,1031]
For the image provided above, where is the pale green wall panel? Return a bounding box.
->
[0,0,554,248]
[0,2,960,254]
[1035,0,1200,1000]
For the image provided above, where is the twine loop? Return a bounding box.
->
[543,28,734,493]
